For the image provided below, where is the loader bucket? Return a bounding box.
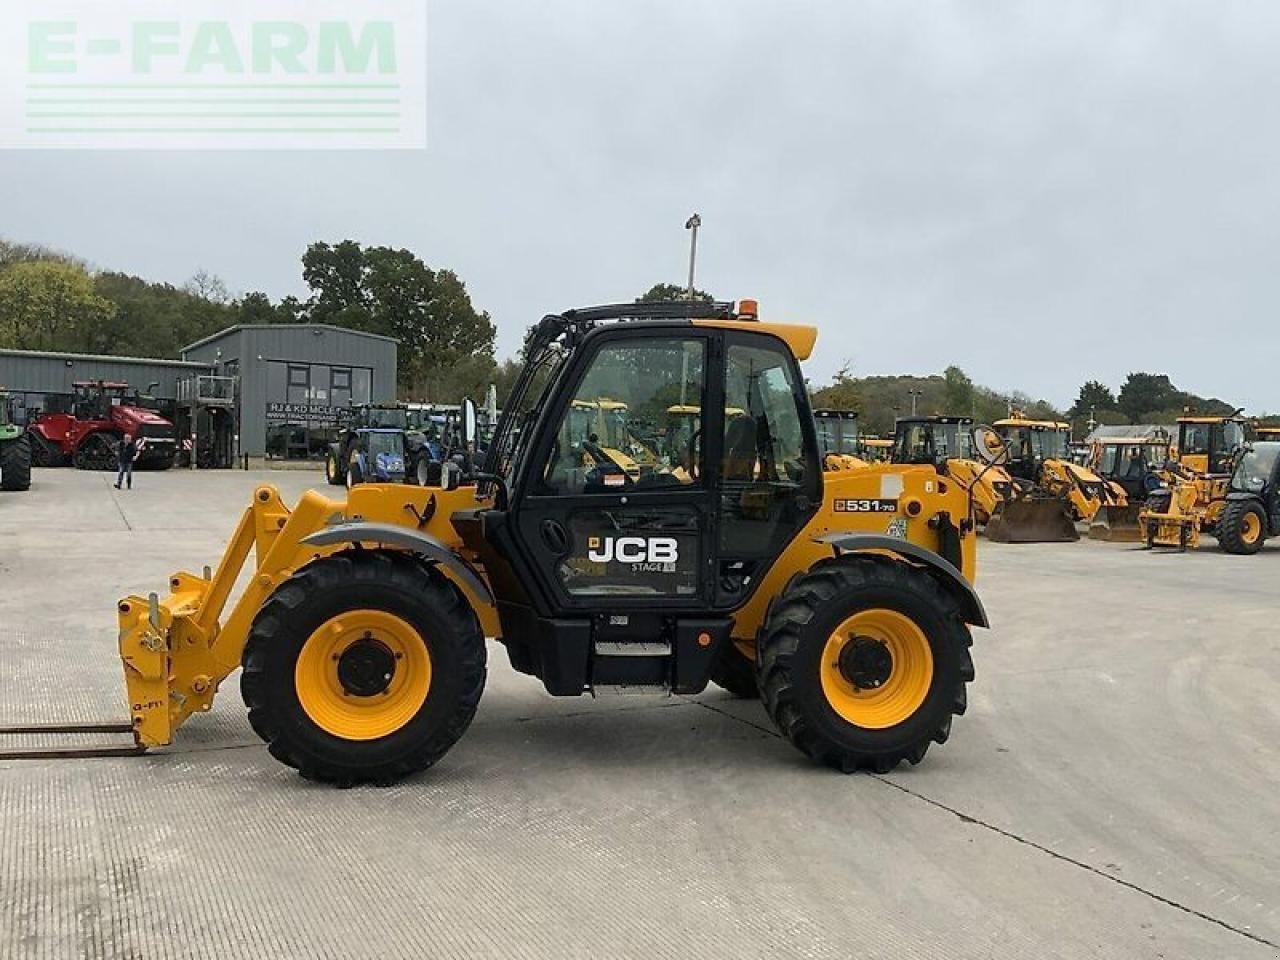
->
[1088,504,1144,542]
[984,497,1079,543]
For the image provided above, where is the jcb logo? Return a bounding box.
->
[587,536,679,564]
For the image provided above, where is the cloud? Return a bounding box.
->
[3,0,1279,410]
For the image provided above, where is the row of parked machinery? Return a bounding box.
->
[324,402,490,489]
[812,407,1278,555]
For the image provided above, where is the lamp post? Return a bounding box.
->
[908,389,923,417]
[684,213,701,300]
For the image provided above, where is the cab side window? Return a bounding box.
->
[540,339,705,495]
[719,341,818,560]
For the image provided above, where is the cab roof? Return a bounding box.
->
[550,299,817,362]
[896,415,973,425]
[995,418,1070,431]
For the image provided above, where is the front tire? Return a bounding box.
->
[1217,499,1267,555]
[757,555,973,773]
[0,435,32,491]
[241,551,487,784]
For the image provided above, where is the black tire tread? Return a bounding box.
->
[241,550,486,784]
[757,554,973,774]
[0,434,32,491]
[1217,499,1266,555]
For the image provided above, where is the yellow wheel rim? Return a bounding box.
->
[295,609,432,740]
[820,609,933,729]
[1241,511,1262,545]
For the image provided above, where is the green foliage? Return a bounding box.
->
[810,363,863,413]
[1114,372,1236,423]
[0,261,117,353]
[1069,380,1118,417]
[92,272,235,357]
[810,366,1063,437]
[637,283,715,303]
[301,241,497,394]
[942,366,975,415]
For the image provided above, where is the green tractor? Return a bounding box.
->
[0,391,32,492]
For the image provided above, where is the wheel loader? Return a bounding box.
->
[1137,414,1247,549]
[1086,435,1171,541]
[985,416,1122,543]
[99,300,986,784]
[890,415,1012,527]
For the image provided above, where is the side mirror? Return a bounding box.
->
[971,426,1010,466]
[461,397,478,451]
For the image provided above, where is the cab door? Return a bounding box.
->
[511,329,720,613]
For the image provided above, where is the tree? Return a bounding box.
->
[810,363,862,413]
[92,272,235,357]
[301,241,497,393]
[941,366,975,416]
[1069,380,1118,419]
[1118,373,1180,422]
[637,283,715,303]
[185,270,230,305]
[0,261,116,352]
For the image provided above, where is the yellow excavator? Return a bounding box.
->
[1138,413,1247,550]
[0,299,993,779]
[986,416,1123,542]
[890,416,1013,528]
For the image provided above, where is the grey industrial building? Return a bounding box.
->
[181,324,397,460]
[0,323,397,461]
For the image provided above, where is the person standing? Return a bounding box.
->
[115,432,140,490]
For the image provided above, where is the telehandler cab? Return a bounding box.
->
[102,300,987,783]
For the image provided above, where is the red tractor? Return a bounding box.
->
[28,381,177,471]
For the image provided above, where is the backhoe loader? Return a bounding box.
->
[101,300,988,783]
[1138,414,1249,550]
[891,416,1012,527]
[1086,435,1171,541]
[985,417,1121,543]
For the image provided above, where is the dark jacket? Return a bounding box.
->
[119,438,139,465]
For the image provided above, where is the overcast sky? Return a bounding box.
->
[4,0,1280,412]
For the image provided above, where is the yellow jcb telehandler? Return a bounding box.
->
[13,301,991,781]
[985,417,1122,543]
[890,415,1013,528]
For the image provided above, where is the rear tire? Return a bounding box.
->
[757,555,973,773]
[325,452,344,486]
[241,551,486,784]
[1217,499,1266,555]
[708,643,760,698]
[0,435,32,491]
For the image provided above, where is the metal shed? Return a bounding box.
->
[181,324,398,459]
[0,348,212,423]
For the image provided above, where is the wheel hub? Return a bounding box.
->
[838,636,894,690]
[337,635,397,697]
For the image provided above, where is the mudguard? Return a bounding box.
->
[301,522,494,605]
[814,532,989,628]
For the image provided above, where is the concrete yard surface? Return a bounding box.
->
[1,468,1278,959]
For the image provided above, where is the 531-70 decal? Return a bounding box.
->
[834,498,899,513]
